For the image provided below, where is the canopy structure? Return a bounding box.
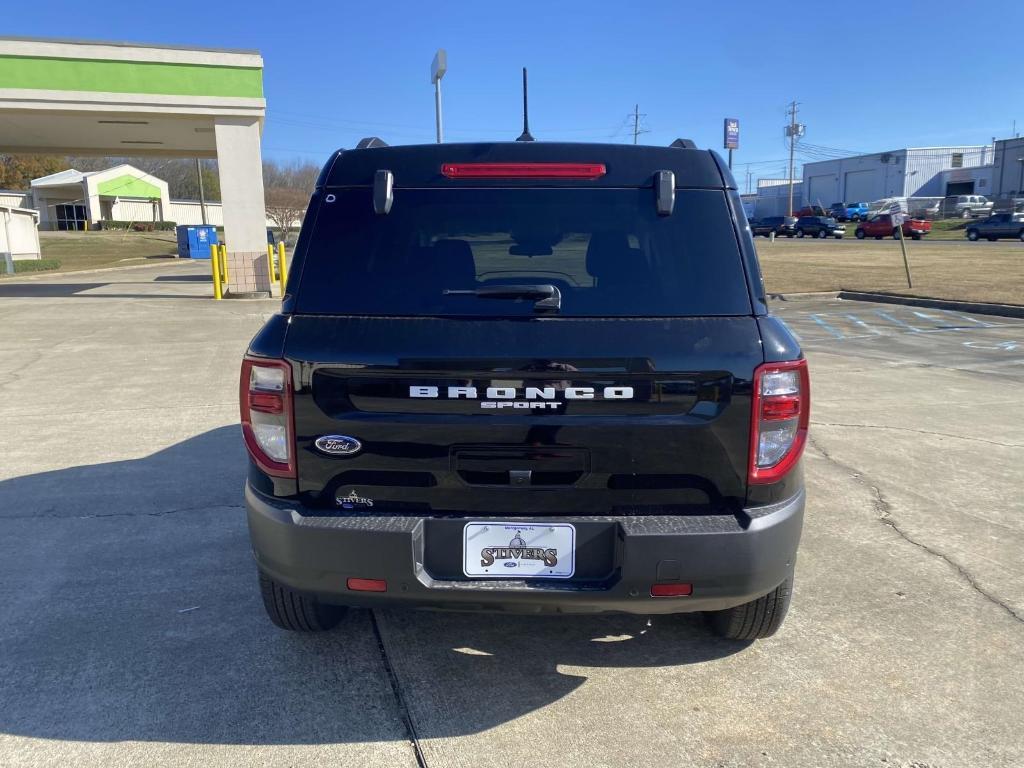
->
[0,37,271,293]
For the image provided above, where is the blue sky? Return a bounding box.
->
[6,0,1023,187]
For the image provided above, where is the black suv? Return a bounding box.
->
[750,215,797,237]
[965,213,1024,242]
[795,216,845,239]
[242,140,808,640]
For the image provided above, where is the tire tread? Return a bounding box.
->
[258,571,344,632]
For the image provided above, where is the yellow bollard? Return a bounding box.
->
[266,244,276,291]
[210,244,223,300]
[220,244,229,286]
[277,242,288,293]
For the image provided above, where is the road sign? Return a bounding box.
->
[724,118,739,150]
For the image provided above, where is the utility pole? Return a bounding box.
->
[745,164,752,194]
[633,104,641,145]
[195,158,208,226]
[785,101,802,217]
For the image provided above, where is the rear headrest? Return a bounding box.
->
[432,239,476,286]
[586,232,640,281]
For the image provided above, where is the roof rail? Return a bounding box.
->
[356,137,389,149]
[669,138,697,149]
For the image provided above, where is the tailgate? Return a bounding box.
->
[286,315,762,516]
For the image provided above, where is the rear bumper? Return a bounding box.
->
[245,483,804,615]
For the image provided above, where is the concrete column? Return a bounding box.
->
[83,178,101,227]
[214,117,270,296]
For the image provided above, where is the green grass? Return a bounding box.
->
[5,258,61,274]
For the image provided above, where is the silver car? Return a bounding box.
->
[943,194,994,219]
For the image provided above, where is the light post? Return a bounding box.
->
[431,49,447,144]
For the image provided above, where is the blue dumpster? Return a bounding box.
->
[176,225,220,259]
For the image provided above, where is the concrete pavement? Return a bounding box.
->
[0,262,1022,767]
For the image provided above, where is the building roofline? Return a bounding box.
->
[0,35,260,57]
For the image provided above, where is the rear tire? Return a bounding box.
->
[259,571,345,632]
[967,229,978,241]
[962,209,972,219]
[706,574,793,640]
[796,229,805,238]
[1019,230,1024,242]
[855,229,866,239]
[817,229,827,239]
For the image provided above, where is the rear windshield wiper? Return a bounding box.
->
[443,284,562,314]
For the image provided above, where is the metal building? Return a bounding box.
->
[800,146,992,208]
[753,178,803,217]
[990,136,1024,197]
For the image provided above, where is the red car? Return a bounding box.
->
[855,214,931,241]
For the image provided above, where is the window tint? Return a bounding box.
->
[295,188,752,317]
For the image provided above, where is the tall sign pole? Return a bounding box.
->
[431,49,447,144]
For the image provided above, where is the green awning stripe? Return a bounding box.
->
[0,55,263,98]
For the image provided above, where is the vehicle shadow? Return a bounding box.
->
[0,426,749,747]
[0,281,211,299]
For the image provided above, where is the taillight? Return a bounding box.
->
[240,356,295,478]
[441,162,607,179]
[748,359,810,485]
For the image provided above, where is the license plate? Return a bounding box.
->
[462,522,575,579]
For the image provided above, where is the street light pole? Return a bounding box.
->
[431,49,447,144]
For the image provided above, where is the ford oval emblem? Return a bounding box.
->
[314,435,362,456]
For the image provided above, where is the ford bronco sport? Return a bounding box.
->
[242,139,808,640]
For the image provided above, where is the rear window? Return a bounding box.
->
[294,188,752,317]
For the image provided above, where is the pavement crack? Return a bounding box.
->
[811,421,1022,449]
[0,503,243,521]
[370,611,429,768]
[808,434,1024,626]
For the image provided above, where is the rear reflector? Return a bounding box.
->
[651,583,693,597]
[441,162,606,179]
[347,578,387,593]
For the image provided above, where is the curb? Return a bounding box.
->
[767,291,840,302]
[836,291,1024,319]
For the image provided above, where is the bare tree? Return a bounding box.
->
[265,185,309,241]
[263,160,318,240]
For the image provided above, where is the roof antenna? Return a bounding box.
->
[516,67,535,142]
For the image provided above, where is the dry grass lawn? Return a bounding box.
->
[29,231,180,274]
[757,239,1024,305]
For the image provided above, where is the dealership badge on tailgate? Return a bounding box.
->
[463,522,575,578]
[315,435,362,456]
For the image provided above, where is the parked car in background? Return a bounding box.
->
[965,213,1024,241]
[855,214,932,240]
[829,202,869,221]
[794,205,828,218]
[795,216,845,238]
[750,216,797,237]
[992,195,1024,214]
[942,194,993,219]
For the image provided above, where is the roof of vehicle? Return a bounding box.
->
[315,141,735,190]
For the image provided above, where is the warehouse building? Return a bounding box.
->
[989,136,1024,197]
[753,179,802,217]
[800,145,992,208]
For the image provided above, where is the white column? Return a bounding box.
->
[214,117,270,295]
[83,178,101,227]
